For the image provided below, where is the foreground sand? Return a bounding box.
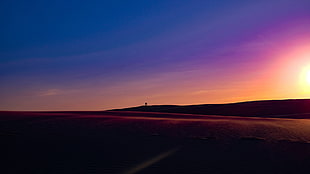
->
[1,111,310,174]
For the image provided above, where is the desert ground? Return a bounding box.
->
[1,110,310,174]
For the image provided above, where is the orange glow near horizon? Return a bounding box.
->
[306,70,310,84]
[283,44,310,96]
[300,64,310,94]
[236,40,310,102]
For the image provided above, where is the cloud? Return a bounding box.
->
[38,88,82,97]
[39,89,63,96]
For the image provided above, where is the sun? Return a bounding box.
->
[299,65,310,94]
[302,67,310,85]
[306,70,310,85]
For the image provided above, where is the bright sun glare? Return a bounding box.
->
[299,65,310,94]
[306,70,310,85]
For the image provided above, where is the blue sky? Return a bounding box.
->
[1,0,310,110]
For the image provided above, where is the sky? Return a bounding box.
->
[1,0,310,111]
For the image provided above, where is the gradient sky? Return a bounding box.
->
[1,0,310,111]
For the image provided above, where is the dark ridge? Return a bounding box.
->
[111,99,310,118]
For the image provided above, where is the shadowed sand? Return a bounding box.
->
[1,110,310,173]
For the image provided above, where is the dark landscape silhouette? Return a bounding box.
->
[113,99,310,118]
[1,99,310,174]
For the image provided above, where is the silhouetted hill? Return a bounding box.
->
[111,99,310,118]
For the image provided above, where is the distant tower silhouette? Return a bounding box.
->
[145,102,148,106]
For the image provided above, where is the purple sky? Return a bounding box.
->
[1,0,310,110]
